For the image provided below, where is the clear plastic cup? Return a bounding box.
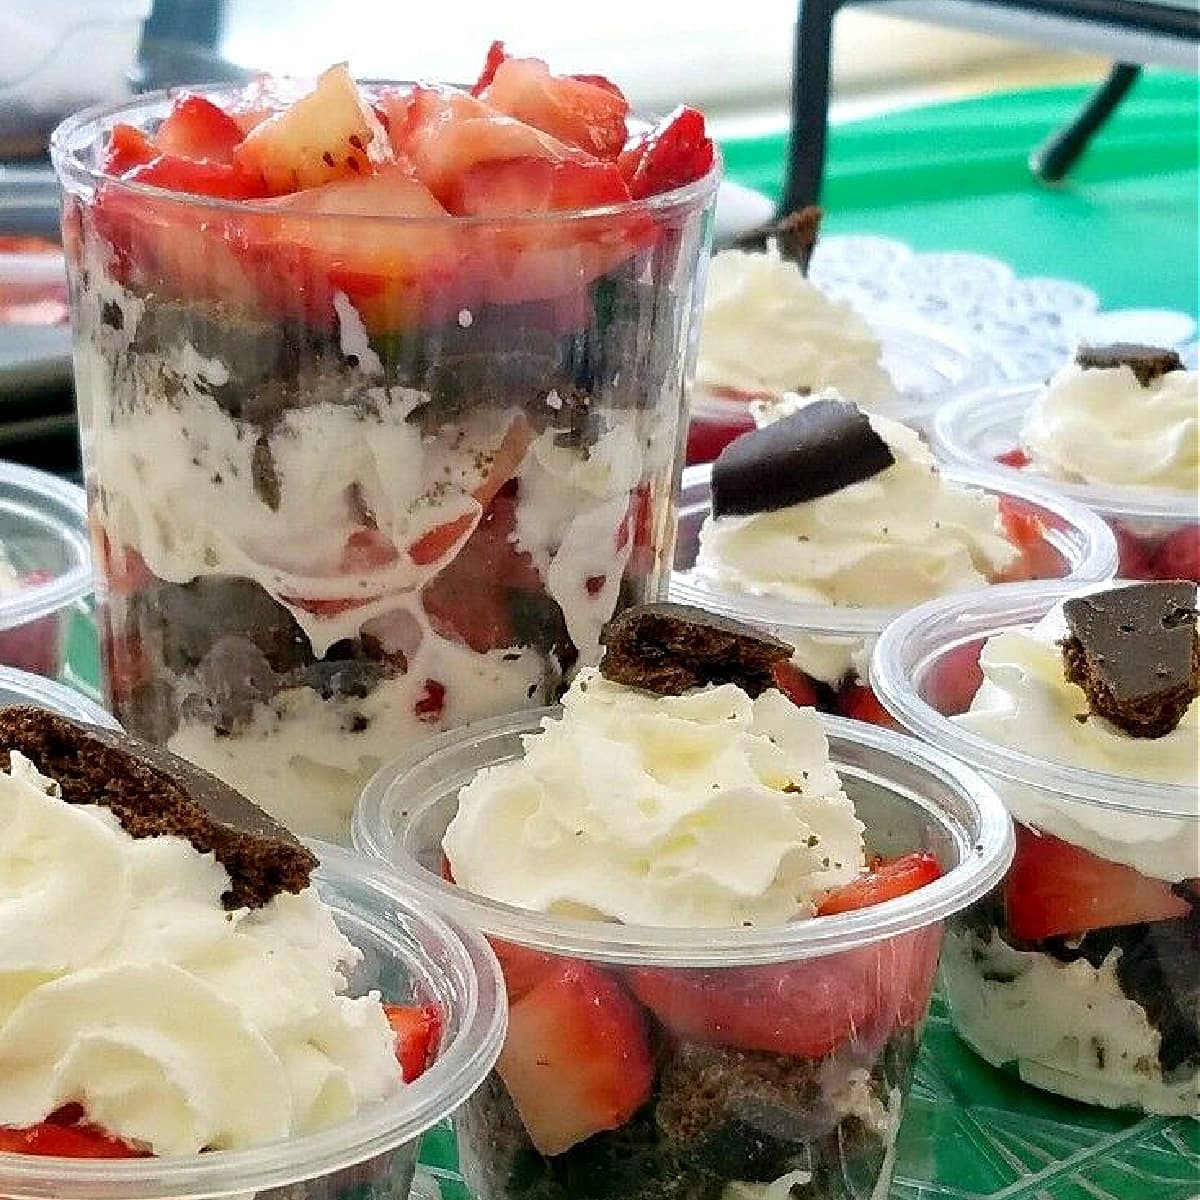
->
[932,382,1199,583]
[0,461,92,678]
[0,839,506,1199]
[669,462,1117,727]
[0,661,115,726]
[352,708,1012,1199]
[51,86,719,844]
[870,581,1199,1115]
[686,309,987,464]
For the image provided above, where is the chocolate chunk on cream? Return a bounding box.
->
[1074,343,1183,387]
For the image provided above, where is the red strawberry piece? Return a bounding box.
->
[771,661,820,709]
[618,105,714,200]
[1149,525,1200,583]
[0,570,60,675]
[924,638,986,717]
[154,94,244,163]
[1111,522,1156,580]
[444,155,631,218]
[480,54,630,159]
[628,947,881,1060]
[125,155,267,201]
[1005,823,1191,942]
[490,939,561,1002]
[470,39,510,97]
[996,495,1066,582]
[569,74,625,99]
[995,447,1031,469]
[103,123,159,174]
[383,1002,443,1083]
[817,852,942,916]
[0,1122,145,1158]
[685,409,755,464]
[408,514,476,568]
[837,684,903,730]
[341,527,400,572]
[413,679,447,724]
[871,923,944,1031]
[498,962,653,1156]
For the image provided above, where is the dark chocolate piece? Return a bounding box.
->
[730,205,823,273]
[0,706,316,908]
[599,602,792,698]
[1060,581,1199,737]
[1074,343,1183,386]
[711,397,894,517]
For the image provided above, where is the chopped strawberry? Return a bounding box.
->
[0,571,60,675]
[1150,525,1200,583]
[497,962,653,1156]
[480,54,630,159]
[225,74,307,134]
[1005,824,1191,941]
[383,1002,442,1082]
[444,155,631,218]
[414,679,447,723]
[871,923,943,1030]
[817,852,942,916]
[103,123,158,174]
[422,583,514,654]
[618,105,714,200]
[1112,522,1156,579]
[628,947,881,1060]
[234,63,389,195]
[408,514,476,567]
[771,661,819,709]
[341,527,400,572]
[837,683,903,730]
[686,409,755,465]
[154,94,244,163]
[490,939,561,1002]
[470,39,510,97]
[996,447,1031,469]
[0,1122,145,1158]
[924,638,986,716]
[125,155,267,201]
[996,495,1065,582]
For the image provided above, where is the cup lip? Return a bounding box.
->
[0,461,92,632]
[669,460,1119,637]
[352,706,1014,968]
[931,380,1199,522]
[50,83,722,225]
[0,665,117,728]
[869,578,1199,821]
[0,842,507,1199]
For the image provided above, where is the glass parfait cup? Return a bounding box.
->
[51,86,719,843]
[352,709,1013,1200]
[0,840,506,1200]
[932,382,1199,583]
[670,462,1117,727]
[870,582,1199,1115]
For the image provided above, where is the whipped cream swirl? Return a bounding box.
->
[0,753,400,1155]
[1021,361,1199,492]
[443,670,865,927]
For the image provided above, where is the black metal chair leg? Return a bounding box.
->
[1030,62,1142,183]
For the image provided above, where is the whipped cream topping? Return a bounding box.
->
[956,592,1200,881]
[0,752,400,1155]
[443,670,866,928]
[1021,361,1199,492]
[695,250,896,406]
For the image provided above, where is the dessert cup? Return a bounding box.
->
[0,840,506,1199]
[932,383,1199,583]
[870,582,1199,1115]
[353,709,1013,1200]
[0,461,92,677]
[52,87,719,843]
[686,309,986,464]
[670,463,1117,727]
[0,662,115,727]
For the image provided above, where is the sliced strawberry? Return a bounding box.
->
[470,39,510,96]
[1005,823,1191,941]
[996,495,1065,582]
[103,123,158,174]
[618,105,714,200]
[628,947,881,1060]
[771,661,819,710]
[341,526,400,572]
[234,63,389,195]
[924,638,986,717]
[154,94,243,163]
[445,155,631,218]
[383,1002,442,1083]
[995,447,1031,469]
[498,962,653,1156]
[125,155,267,201]
[490,939,561,1002]
[0,1122,146,1158]
[817,852,942,916]
[480,55,629,159]
[408,513,476,568]
[837,684,903,730]
[1112,522,1156,580]
[1150,525,1200,583]
[871,923,943,1030]
[413,678,447,723]
[225,74,308,134]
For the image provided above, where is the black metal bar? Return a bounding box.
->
[1030,62,1143,182]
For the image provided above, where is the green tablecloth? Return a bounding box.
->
[722,70,1199,317]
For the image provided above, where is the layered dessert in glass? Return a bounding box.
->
[672,393,1118,727]
[872,581,1199,1114]
[354,602,1013,1198]
[51,44,719,840]
[933,343,1199,583]
[0,705,505,1199]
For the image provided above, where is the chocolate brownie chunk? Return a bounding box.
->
[731,206,824,273]
[599,602,793,698]
[1061,581,1199,737]
[0,706,316,909]
[1074,343,1183,387]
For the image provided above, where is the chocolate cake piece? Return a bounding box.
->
[1060,581,1199,737]
[730,206,824,273]
[1074,343,1183,387]
[711,397,894,518]
[0,705,316,909]
[599,602,792,698]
